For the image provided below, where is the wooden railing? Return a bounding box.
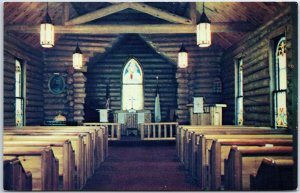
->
[140,122,178,140]
[83,123,121,140]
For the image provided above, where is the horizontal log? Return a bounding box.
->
[245,112,271,122]
[6,22,256,34]
[73,83,85,88]
[243,69,269,84]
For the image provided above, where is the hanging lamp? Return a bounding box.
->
[178,44,188,68]
[73,42,83,69]
[196,2,211,47]
[40,2,55,48]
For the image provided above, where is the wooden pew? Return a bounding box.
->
[250,158,295,190]
[6,125,107,166]
[176,125,275,160]
[4,130,92,174]
[177,125,287,163]
[5,125,106,169]
[81,124,109,160]
[181,127,289,170]
[224,146,293,190]
[3,147,59,191]
[3,156,32,191]
[194,134,292,190]
[5,128,95,177]
[4,140,76,190]
[183,128,289,177]
[3,134,86,189]
[209,139,293,190]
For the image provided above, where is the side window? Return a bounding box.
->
[15,59,25,126]
[213,78,222,93]
[235,58,243,125]
[273,36,287,128]
[122,58,144,110]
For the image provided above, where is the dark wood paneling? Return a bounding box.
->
[85,34,177,122]
[4,34,44,126]
[221,10,292,126]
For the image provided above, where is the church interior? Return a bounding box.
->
[3,2,298,191]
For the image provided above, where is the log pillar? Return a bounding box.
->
[72,72,87,124]
[176,67,191,124]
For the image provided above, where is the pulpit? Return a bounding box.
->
[114,110,151,135]
[187,103,227,125]
[96,109,111,123]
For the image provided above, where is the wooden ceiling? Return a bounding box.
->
[4,2,289,51]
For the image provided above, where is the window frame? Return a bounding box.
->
[121,57,144,111]
[235,58,244,126]
[15,59,26,126]
[272,35,288,128]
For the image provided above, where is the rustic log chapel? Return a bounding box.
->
[3,1,298,191]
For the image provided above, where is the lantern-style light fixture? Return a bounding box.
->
[73,43,83,69]
[178,44,188,68]
[196,2,211,47]
[40,3,55,48]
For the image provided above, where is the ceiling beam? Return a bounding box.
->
[63,2,70,25]
[65,3,131,25]
[189,2,198,24]
[5,22,255,34]
[129,3,192,24]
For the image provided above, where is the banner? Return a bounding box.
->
[154,77,161,122]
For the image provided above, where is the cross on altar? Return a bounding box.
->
[129,96,136,109]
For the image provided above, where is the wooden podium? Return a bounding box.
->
[96,109,110,123]
[187,104,227,125]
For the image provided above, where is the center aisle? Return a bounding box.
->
[82,141,201,191]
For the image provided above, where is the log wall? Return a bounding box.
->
[84,34,177,122]
[4,34,44,126]
[221,8,294,126]
[43,34,119,123]
[143,34,223,124]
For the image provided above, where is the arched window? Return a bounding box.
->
[122,58,144,110]
[274,36,287,128]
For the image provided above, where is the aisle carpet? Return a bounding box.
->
[82,141,201,191]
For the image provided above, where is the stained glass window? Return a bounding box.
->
[235,58,243,125]
[274,36,287,128]
[15,59,24,126]
[122,58,144,110]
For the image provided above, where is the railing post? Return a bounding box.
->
[147,125,150,139]
[111,125,114,140]
[117,124,121,140]
[158,124,161,139]
[153,125,156,138]
[164,124,167,138]
[141,124,144,140]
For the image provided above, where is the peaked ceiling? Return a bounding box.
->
[4,2,289,50]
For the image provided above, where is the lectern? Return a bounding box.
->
[187,104,227,125]
[96,109,110,123]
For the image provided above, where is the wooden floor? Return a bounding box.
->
[82,140,201,191]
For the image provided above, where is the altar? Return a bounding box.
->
[114,110,151,135]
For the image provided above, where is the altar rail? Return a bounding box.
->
[83,123,121,140]
[140,122,178,140]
